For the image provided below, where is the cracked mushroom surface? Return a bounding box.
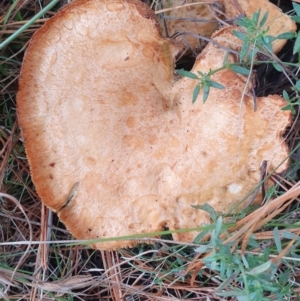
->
[17,0,292,249]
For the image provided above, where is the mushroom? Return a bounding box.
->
[224,0,297,53]
[158,0,296,54]
[157,0,223,53]
[17,0,293,249]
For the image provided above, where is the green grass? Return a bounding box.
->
[1,0,300,300]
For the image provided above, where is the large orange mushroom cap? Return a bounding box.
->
[17,0,292,249]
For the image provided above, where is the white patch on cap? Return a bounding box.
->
[228,183,242,194]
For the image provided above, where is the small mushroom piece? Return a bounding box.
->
[159,0,296,55]
[224,0,297,53]
[157,0,223,53]
[17,0,291,249]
